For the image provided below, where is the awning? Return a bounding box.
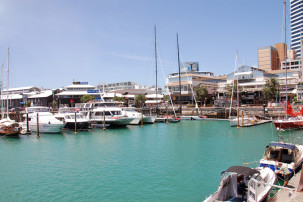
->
[225,166,260,177]
[269,142,296,151]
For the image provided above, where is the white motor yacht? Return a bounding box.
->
[122,107,156,124]
[23,107,64,133]
[55,107,90,130]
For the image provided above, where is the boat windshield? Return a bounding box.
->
[264,146,294,163]
[26,107,49,113]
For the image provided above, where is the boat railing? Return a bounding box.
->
[248,178,295,202]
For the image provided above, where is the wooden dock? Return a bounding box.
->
[242,120,272,127]
[269,169,303,202]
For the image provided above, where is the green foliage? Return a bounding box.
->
[195,86,208,106]
[26,101,31,107]
[80,95,95,103]
[163,95,170,102]
[263,78,279,101]
[52,100,57,109]
[113,96,125,102]
[135,94,146,107]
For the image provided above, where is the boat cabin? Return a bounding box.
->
[263,142,301,164]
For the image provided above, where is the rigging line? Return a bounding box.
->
[179,55,200,112]
[157,46,177,117]
[229,51,238,118]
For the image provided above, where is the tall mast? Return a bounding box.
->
[7,48,10,118]
[177,33,182,115]
[1,63,3,118]
[154,25,158,114]
[284,0,288,119]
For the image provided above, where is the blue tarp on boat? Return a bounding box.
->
[268,142,296,151]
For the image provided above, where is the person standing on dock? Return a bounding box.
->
[275,162,291,187]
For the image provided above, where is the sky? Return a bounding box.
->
[0,0,290,89]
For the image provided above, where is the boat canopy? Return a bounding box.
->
[225,166,260,177]
[268,142,296,151]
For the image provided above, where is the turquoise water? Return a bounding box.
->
[0,121,302,201]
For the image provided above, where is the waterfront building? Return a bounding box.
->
[290,0,303,58]
[97,81,144,92]
[218,65,303,104]
[56,82,100,107]
[0,86,59,108]
[166,62,226,105]
[281,58,302,69]
[217,66,267,105]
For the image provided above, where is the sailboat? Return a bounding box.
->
[272,0,303,131]
[229,52,256,127]
[0,48,22,137]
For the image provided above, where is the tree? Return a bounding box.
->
[26,101,31,107]
[135,94,146,107]
[195,86,208,107]
[80,95,95,103]
[113,96,125,103]
[263,78,279,102]
[163,95,170,102]
[52,100,57,109]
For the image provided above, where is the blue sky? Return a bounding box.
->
[0,0,289,89]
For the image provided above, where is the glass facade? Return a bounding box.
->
[290,0,303,58]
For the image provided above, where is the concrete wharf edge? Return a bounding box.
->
[269,169,303,202]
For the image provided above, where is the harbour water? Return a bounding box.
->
[0,121,302,201]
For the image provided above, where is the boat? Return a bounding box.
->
[155,116,180,123]
[273,101,303,131]
[80,101,134,127]
[121,107,156,124]
[0,48,22,137]
[259,141,303,177]
[272,0,301,131]
[204,166,276,202]
[180,115,206,120]
[55,107,90,130]
[22,106,64,133]
[229,116,257,127]
[0,119,21,137]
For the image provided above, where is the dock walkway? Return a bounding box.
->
[270,169,303,202]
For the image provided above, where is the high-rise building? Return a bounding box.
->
[258,46,279,71]
[290,0,303,58]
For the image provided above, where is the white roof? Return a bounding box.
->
[29,90,53,98]
[145,94,163,99]
[102,93,123,97]
[235,71,253,76]
[56,91,100,96]
[145,100,163,104]
[1,94,22,99]
[3,86,36,92]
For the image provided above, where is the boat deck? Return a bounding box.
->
[269,169,303,202]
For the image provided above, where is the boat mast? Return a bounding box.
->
[284,0,288,119]
[1,63,3,118]
[7,48,10,119]
[154,25,158,115]
[177,33,182,115]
